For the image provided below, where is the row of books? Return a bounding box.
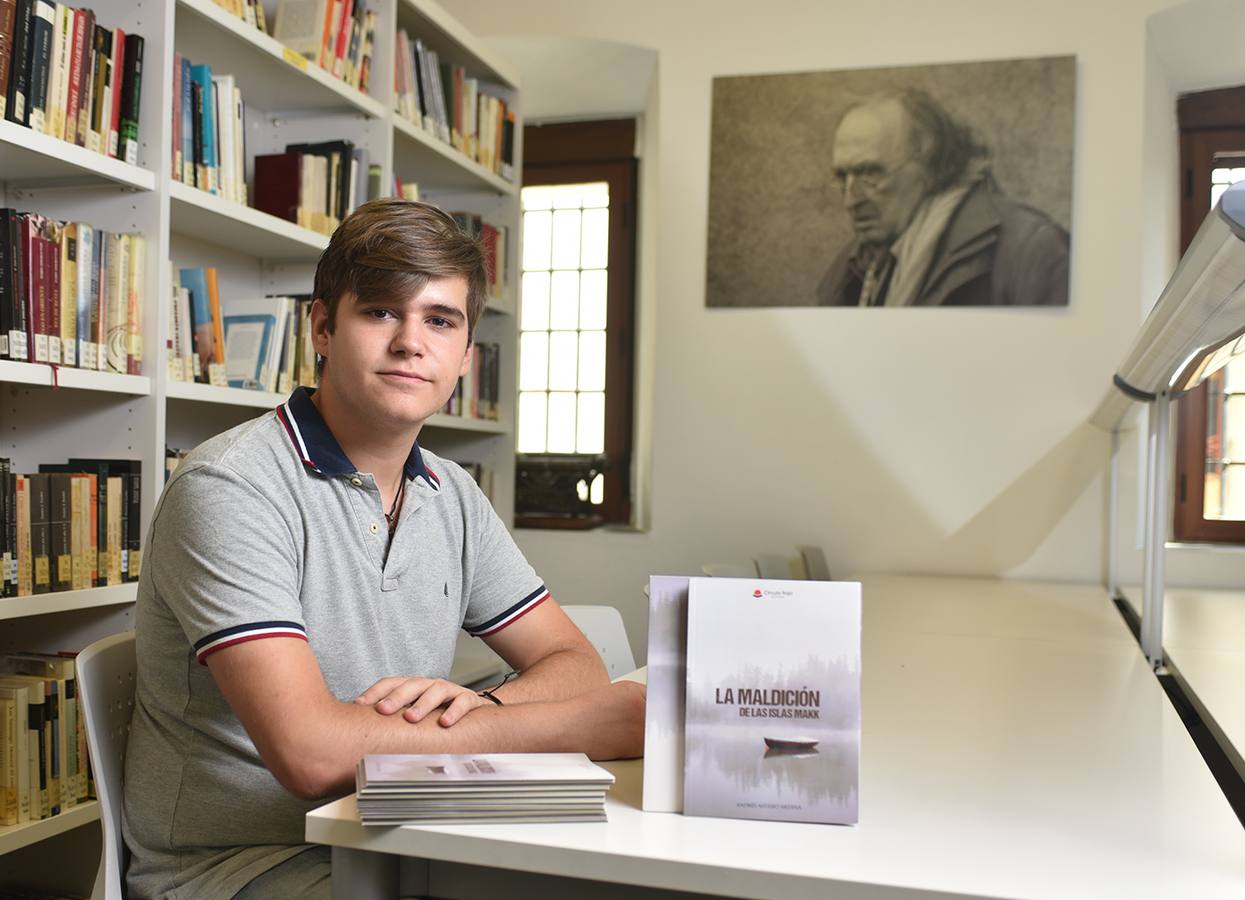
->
[0,651,91,826]
[272,0,376,93]
[0,2,144,164]
[168,274,319,393]
[172,56,247,205]
[255,140,371,237]
[1,457,142,600]
[450,212,509,302]
[0,210,145,372]
[207,0,267,33]
[443,341,501,421]
[393,30,516,181]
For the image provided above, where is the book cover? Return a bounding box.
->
[253,152,302,224]
[642,575,690,813]
[222,311,273,388]
[683,577,861,825]
[358,753,613,790]
[271,0,329,60]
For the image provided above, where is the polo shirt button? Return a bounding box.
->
[369,522,379,534]
[351,476,363,486]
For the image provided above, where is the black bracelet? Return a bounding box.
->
[478,670,518,706]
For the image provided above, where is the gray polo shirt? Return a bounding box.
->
[122,387,547,899]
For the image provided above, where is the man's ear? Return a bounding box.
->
[310,298,331,360]
[459,338,474,378]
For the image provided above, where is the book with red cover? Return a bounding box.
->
[44,229,59,365]
[253,153,302,224]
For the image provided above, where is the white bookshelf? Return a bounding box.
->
[0,801,101,856]
[170,181,329,260]
[0,361,151,395]
[0,584,138,622]
[0,0,521,890]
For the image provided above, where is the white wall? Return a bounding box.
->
[444,0,1245,661]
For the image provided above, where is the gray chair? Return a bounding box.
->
[798,545,833,580]
[562,605,637,679]
[753,553,793,579]
[701,562,758,578]
[77,630,136,900]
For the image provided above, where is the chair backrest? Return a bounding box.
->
[798,545,832,581]
[561,605,637,679]
[753,553,793,579]
[77,630,136,900]
[701,562,758,578]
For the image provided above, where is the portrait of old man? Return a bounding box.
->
[705,56,1075,308]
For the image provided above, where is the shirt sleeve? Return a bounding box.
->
[147,462,306,664]
[454,467,549,637]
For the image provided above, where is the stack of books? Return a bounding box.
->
[1,2,144,164]
[206,0,267,33]
[355,752,614,825]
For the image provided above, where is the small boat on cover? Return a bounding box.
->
[763,736,819,751]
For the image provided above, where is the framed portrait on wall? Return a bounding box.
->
[705,55,1075,308]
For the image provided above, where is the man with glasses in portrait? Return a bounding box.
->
[817,89,1069,307]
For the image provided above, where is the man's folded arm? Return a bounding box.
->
[477,597,611,703]
[205,636,644,801]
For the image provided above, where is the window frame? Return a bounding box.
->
[515,120,638,529]
[1172,85,1245,543]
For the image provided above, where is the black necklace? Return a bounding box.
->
[384,476,405,532]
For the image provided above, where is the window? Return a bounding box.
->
[515,121,637,528]
[1173,86,1245,542]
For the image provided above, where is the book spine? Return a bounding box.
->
[0,209,12,360]
[62,7,83,144]
[105,233,126,373]
[1,694,14,825]
[25,0,51,133]
[72,7,92,145]
[124,470,139,581]
[59,223,75,366]
[105,475,120,584]
[0,0,17,121]
[107,25,123,157]
[45,227,59,364]
[0,458,9,598]
[118,33,142,165]
[171,52,181,180]
[127,232,143,375]
[76,223,91,367]
[5,0,31,125]
[180,54,192,185]
[43,2,66,137]
[14,474,29,596]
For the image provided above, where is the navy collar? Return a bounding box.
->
[276,387,439,490]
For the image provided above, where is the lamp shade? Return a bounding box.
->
[1092,180,1245,431]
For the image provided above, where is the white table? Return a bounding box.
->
[1122,585,1245,780]
[309,577,1245,899]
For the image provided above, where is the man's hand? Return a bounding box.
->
[355,677,489,727]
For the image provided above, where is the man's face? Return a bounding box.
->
[312,276,473,429]
[831,102,929,247]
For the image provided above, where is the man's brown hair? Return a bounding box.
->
[312,198,488,337]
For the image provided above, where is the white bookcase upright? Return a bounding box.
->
[0,0,520,891]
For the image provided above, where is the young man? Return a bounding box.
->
[122,200,646,899]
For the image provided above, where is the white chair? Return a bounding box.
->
[77,630,136,900]
[561,605,637,679]
[798,545,833,580]
[753,553,793,579]
[701,562,758,578]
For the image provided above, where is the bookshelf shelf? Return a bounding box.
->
[0,584,137,623]
[393,116,517,196]
[0,361,151,395]
[424,414,507,434]
[166,380,286,409]
[0,801,100,855]
[170,182,330,260]
[175,0,386,118]
[0,120,156,192]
